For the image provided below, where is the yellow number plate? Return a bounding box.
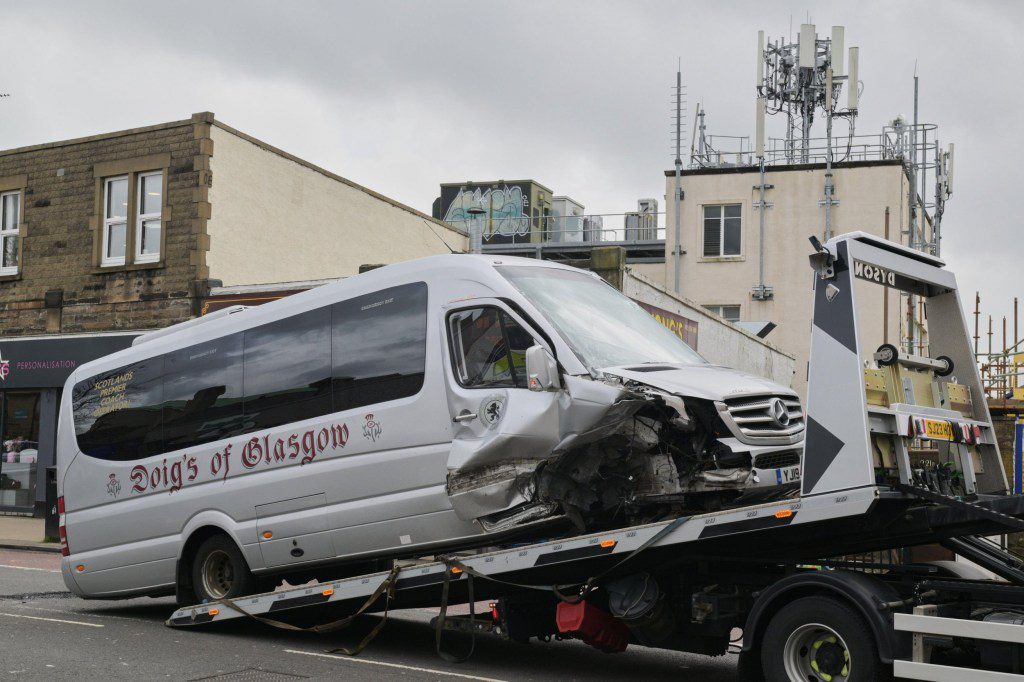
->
[922,419,954,441]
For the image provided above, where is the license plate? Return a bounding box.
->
[922,418,954,441]
[776,466,801,484]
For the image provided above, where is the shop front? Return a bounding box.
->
[0,333,138,515]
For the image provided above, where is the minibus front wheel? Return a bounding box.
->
[191,534,257,603]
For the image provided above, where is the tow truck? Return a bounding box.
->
[167,232,1024,681]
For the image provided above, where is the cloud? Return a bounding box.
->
[1,0,1021,338]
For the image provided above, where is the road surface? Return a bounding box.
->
[0,547,741,680]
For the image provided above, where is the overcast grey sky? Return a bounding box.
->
[2,0,1021,340]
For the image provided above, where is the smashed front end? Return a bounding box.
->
[446,369,804,536]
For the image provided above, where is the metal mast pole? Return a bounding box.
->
[824,64,835,240]
[921,125,928,252]
[907,75,919,353]
[673,66,683,294]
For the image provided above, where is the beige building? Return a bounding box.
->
[207,119,466,285]
[653,160,913,395]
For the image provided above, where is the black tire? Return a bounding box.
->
[935,355,954,377]
[760,595,890,682]
[191,534,257,604]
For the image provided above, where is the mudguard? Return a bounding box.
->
[741,569,910,664]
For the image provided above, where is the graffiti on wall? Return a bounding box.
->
[442,186,531,244]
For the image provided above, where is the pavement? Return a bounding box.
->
[0,515,57,552]
[0,547,742,681]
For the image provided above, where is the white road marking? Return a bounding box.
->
[0,602,136,622]
[0,563,60,573]
[284,648,508,681]
[0,611,104,627]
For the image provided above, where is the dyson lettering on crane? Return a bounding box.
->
[853,260,896,287]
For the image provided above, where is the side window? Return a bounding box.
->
[702,204,742,257]
[448,307,536,388]
[102,176,129,267]
[243,307,332,431]
[333,282,428,411]
[135,171,163,263]
[161,335,245,452]
[0,190,21,275]
[72,357,164,461]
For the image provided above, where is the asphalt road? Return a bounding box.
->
[0,548,741,681]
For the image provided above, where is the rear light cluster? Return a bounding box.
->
[58,495,69,556]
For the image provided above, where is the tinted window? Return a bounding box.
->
[72,357,164,461]
[243,307,332,431]
[73,282,430,460]
[161,335,245,452]
[448,307,535,388]
[333,282,427,411]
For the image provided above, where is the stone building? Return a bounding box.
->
[0,112,466,515]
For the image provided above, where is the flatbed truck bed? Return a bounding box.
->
[167,486,1024,626]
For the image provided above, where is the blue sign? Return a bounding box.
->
[1015,418,1023,495]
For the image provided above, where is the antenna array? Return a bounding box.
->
[756,24,858,165]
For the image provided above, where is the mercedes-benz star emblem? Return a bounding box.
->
[769,398,790,428]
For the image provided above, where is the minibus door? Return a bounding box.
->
[443,300,562,521]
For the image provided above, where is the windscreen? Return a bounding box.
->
[497,265,706,371]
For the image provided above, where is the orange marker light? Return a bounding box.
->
[322,588,334,596]
[75,565,85,572]
[451,566,463,574]
[262,531,273,539]
[774,509,794,519]
[208,608,220,616]
[599,539,617,548]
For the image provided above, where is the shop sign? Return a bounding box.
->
[634,300,699,350]
[0,335,138,388]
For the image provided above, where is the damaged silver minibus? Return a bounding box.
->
[57,255,802,603]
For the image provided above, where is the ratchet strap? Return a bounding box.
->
[213,563,401,656]
[435,559,477,663]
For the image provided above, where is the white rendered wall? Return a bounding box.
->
[207,125,467,286]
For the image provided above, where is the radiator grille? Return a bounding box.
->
[753,450,801,470]
[725,395,804,440]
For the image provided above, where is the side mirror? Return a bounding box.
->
[525,345,559,392]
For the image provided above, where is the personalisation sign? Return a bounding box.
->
[0,334,138,388]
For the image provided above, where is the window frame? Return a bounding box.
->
[134,170,164,264]
[704,304,742,323]
[93,154,170,271]
[702,203,743,258]
[445,303,540,390]
[101,175,129,267]
[0,189,22,276]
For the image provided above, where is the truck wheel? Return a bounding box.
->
[760,596,889,682]
[191,534,257,603]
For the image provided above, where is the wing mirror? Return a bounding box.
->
[525,345,560,392]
